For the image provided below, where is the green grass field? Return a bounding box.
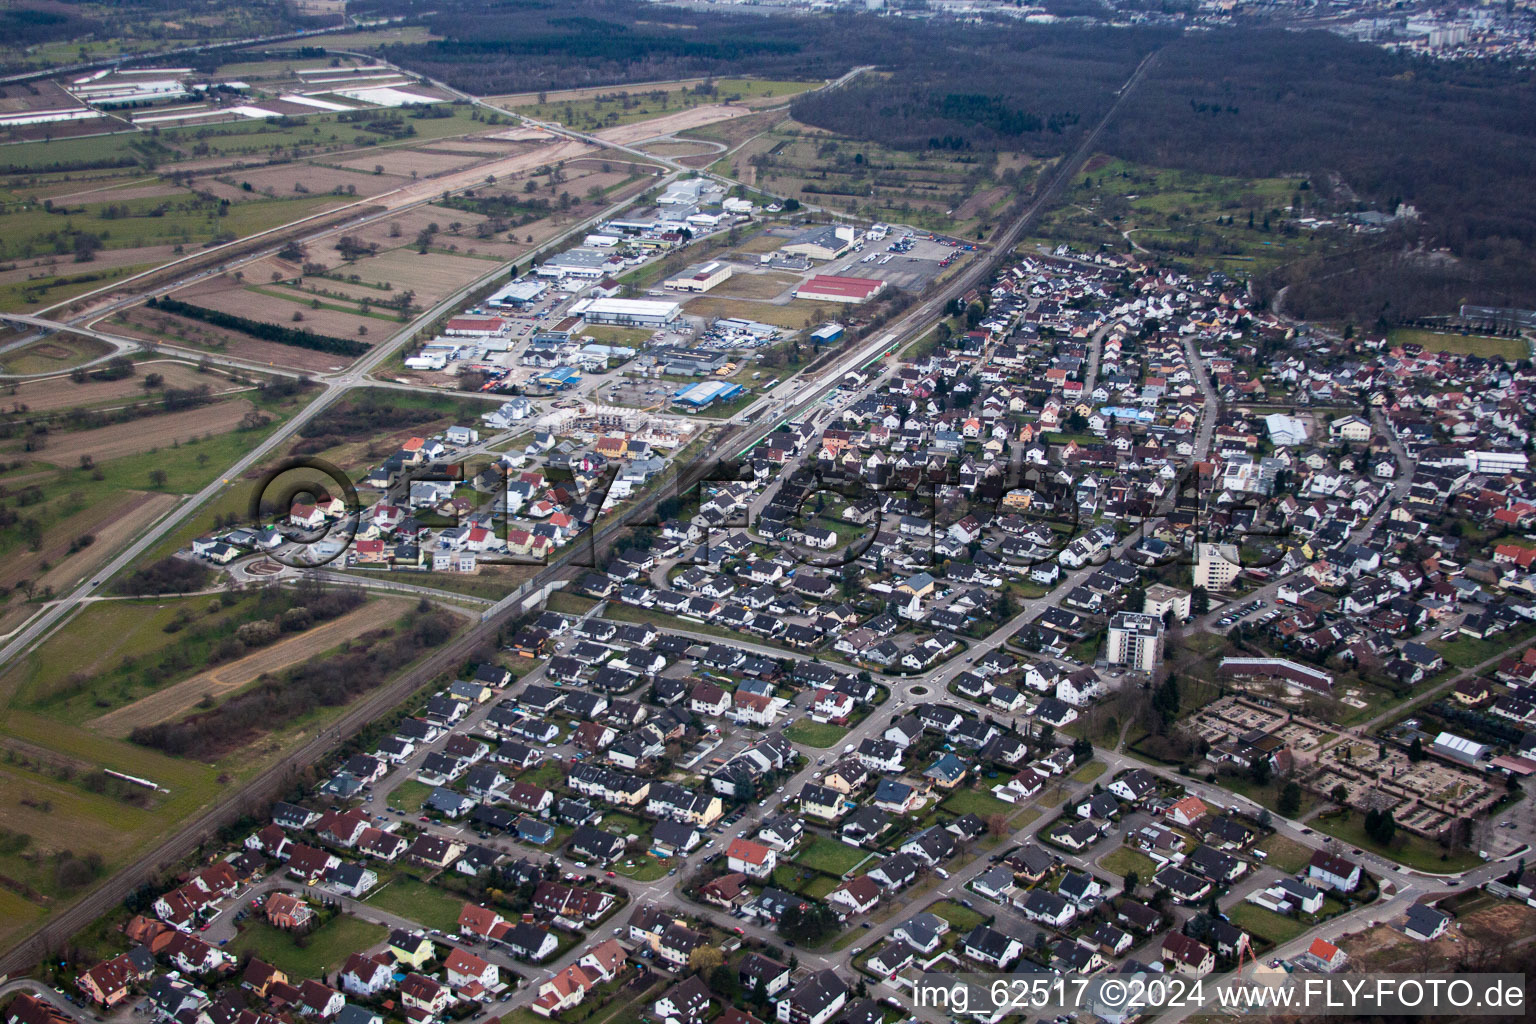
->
[0,887,48,952]
[1432,622,1536,669]
[1026,154,1345,275]
[785,720,848,748]
[1386,327,1528,361]
[1227,903,1306,946]
[793,835,869,876]
[1070,760,1107,783]
[1257,834,1316,874]
[508,78,820,132]
[2,588,367,723]
[927,898,984,933]
[938,786,1014,819]
[612,856,669,882]
[230,913,387,977]
[390,780,435,814]
[1310,812,1482,873]
[364,874,466,933]
[0,192,342,260]
[0,335,114,374]
[1096,846,1158,882]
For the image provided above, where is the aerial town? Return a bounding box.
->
[0,3,1533,1024]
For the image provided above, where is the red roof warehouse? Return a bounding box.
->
[794,275,887,303]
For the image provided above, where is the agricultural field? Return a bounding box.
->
[710,120,1032,238]
[1023,155,1349,275]
[90,597,413,738]
[0,580,463,944]
[3,358,247,412]
[109,157,658,373]
[0,335,114,375]
[28,397,259,466]
[1385,327,1529,361]
[501,79,822,134]
[0,372,312,639]
[0,93,598,316]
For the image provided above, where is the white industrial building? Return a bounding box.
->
[536,249,614,280]
[1431,731,1487,766]
[664,261,733,293]
[570,297,681,328]
[487,279,548,309]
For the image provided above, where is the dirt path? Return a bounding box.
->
[32,397,256,466]
[89,597,412,738]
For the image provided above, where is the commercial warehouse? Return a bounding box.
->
[782,224,858,261]
[444,316,508,337]
[665,261,733,293]
[534,366,583,389]
[571,297,682,328]
[794,275,887,304]
[487,279,548,309]
[673,380,744,409]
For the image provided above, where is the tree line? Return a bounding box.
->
[147,296,369,357]
[130,603,458,759]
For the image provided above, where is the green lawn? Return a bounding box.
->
[785,720,848,748]
[1071,760,1107,783]
[927,898,984,933]
[1309,812,1482,873]
[1226,903,1306,946]
[1257,834,1316,874]
[802,874,840,899]
[938,787,1015,819]
[793,835,870,876]
[390,780,435,814]
[363,875,466,932]
[1096,846,1157,882]
[612,856,669,882]
[1386,327,1528,361]
[230,913,386,977]
[1431,623,1536,669]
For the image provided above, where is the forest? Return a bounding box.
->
[1101,29,1536,319]
[356,0,1160,133]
